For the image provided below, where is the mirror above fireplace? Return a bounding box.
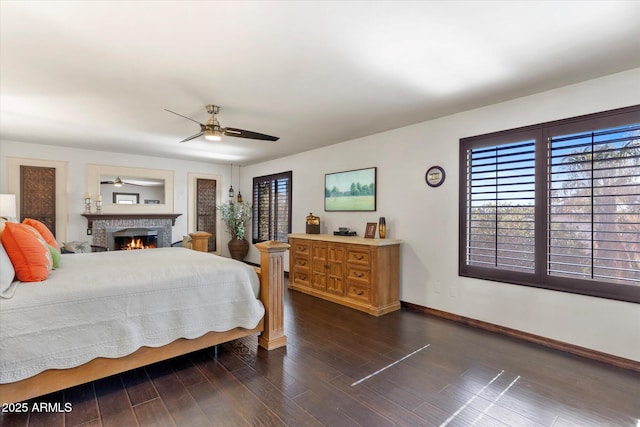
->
[87,164,174,214]
[99,175,165,205]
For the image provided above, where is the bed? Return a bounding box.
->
[0,241,288,403]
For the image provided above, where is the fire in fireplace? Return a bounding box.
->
[113,228,158,251]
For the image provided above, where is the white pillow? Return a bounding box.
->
[0,241,18,299]
[63,241,92,253]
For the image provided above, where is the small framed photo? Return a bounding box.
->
[364,222,377,238]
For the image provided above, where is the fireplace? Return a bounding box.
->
[85,214,179,249]
[107,227,161,251]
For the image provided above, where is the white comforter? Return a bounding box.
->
[0,247,264,383]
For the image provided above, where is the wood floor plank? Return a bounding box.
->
[232,365,324,427]
[167,353,207,388]
[248,349,310,399]
[0,406,30,427]
[291,389,367,427]
[72,419,102,427]
[190,353,286,426]
[120,368,158,406]
[146,361,210,427]
[64,383,100,427]
[414,387,508,427]
[132,398,174,427]
[186,380,249,427]
[94,376,138,427]
[329,374,430,427]
[26,391,65,427]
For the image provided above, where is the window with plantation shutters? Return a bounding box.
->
[460,105,640,303]
[548,123,640,286]
[465,137,536,274]
[252,171,292,243]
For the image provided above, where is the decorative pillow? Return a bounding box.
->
[0,241,18,298]
[63,241,92,253]
[23,218,60,252]
[1,222,53,282]
[48,244,61,269]
[0,218,15,239]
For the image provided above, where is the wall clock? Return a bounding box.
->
[425,166,445,187]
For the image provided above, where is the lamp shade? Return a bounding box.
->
[0,194,17,219]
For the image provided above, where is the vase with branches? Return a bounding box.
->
[218,201,252,260]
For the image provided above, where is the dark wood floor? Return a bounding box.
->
[2,288,639,426]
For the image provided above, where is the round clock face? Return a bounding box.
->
[425,166,445,187]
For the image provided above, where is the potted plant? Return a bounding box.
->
[218,201,252,260]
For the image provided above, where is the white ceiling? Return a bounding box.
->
[1,1,639,165]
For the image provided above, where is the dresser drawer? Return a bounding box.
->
[347,248,370,266]
[293,271,310,287]
[347,267,370,285]
[293,256,310,269]
[346,284,370,303]
[293,241,311,256]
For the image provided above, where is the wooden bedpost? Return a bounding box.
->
[255,240,289,350]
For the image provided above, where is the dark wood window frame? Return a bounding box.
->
[459,105,640,303]
[252,171,292,244]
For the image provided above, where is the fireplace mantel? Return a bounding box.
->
[82,213,181,230]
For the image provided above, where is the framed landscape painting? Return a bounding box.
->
[325,167,376,211]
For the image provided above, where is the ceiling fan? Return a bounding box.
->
[100,177,137,187]
[100,177,163,187]
[165,104,279,143]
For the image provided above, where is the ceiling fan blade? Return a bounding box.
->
[164,109,205,125]
[180,132,204,143]
[224,127,279,141]
[100,180,144,186]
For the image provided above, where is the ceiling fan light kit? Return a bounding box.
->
[204,130,222,141]
[165,104,279,143]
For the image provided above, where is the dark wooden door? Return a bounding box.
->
[196,178,217,251]
[20,165,56,236]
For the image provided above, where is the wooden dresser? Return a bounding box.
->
[288,234,401,316]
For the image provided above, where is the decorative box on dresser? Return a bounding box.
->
[288,234,401,316]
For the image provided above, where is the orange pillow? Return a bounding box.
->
[1,222,52,282]
[23,218,60,252]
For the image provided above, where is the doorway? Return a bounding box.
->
[20,165,56,234]
[5,157,68,242]
[188,173,222,255]
[196,178,216,252]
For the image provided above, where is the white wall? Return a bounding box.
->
[242,68,640,361]
[0,142,236,253]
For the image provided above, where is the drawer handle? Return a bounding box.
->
[354,254,364,260]
[298,260,307,266]
[353,288,364,296]
[353,272,365,278]
[299,247,307,252]
[298,274,307,280]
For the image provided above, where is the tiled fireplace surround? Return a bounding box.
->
[82,214,181,249]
